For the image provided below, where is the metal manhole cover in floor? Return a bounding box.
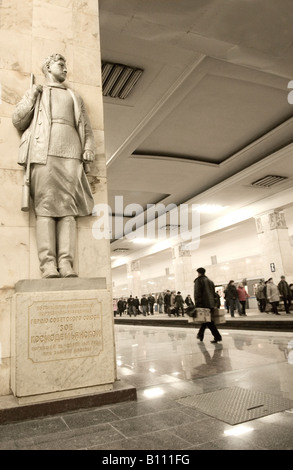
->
[177,387,293,425]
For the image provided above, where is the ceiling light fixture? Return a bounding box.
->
[102,61,143,99]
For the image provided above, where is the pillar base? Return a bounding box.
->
[11,278,116,402]
[0,380,137,425]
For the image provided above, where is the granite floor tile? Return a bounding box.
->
[22,423,126,450]
[0,325,292,451]
[232,419,293,450]
[0,416,67,442]
[167,416,232,446]
[107,397,182,420]
[62,407,119,430]
[89,429,191,450]
[110,408,196,438]
[192,437,265,450]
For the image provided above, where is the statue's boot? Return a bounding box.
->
[36,216,60,278]
[57,216,78,278]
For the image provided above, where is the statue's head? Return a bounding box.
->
[42,53,66,77]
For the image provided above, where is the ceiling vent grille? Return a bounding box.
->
[251,175,288,188]
[102,61,143,99]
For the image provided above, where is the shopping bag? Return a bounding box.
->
[211,307,226,324]
[193,307,211,323]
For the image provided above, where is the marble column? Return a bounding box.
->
[127,260,142,299]
[0,0,114,398]
[172,244,194,297]
[255,210,293,282]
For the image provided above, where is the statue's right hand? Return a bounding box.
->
[31,84,43,100]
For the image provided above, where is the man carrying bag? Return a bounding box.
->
[193,267,222,344]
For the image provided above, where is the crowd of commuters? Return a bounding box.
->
[223,280,250,317]
[254,276,293,315]
[113,275,293,318]
[113,291,194,317]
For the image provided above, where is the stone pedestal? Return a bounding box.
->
[11,278,116,405]
[0,0,127,412]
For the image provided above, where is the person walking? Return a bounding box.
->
[194,267,222,344]
[237,283,250,316]
[266,278,280,315]
[278,276,291,314]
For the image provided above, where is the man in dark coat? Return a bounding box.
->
[278,276,291,314]
[194,267,222,343]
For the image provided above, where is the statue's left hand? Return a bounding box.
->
[83,150,94,162]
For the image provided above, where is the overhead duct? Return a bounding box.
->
[102,61,143,99]
[251,175,288,187]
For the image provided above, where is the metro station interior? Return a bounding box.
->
[1,0,293,453]
[100,0,293,301]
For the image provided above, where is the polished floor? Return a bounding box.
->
[0,323,293,451]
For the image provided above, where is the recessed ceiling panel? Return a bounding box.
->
[136,74,292,163]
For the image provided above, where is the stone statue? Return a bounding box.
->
[12,53,96,278]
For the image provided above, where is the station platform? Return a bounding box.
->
[0,322,292,451]
[114,308,293,332]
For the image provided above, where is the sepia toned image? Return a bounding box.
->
[0,0,293,456]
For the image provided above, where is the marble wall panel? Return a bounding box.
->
[0,358,10,397]
[0,31,32,73]
[0,227,30,289]
[28,226,41,280]
[0,169,29,228]
[72,10,100,51]
[73,0,98,15]
[0,70,32,118]
[77,228,112,283]
[92,130,106,174]
[0,117,21,170]
[0,0,33,35]
[32,0,73,44]
[0,289,14,358]
[48,0,73,9]
[72,45,102,87]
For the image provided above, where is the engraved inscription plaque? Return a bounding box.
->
[28,298,102,362]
